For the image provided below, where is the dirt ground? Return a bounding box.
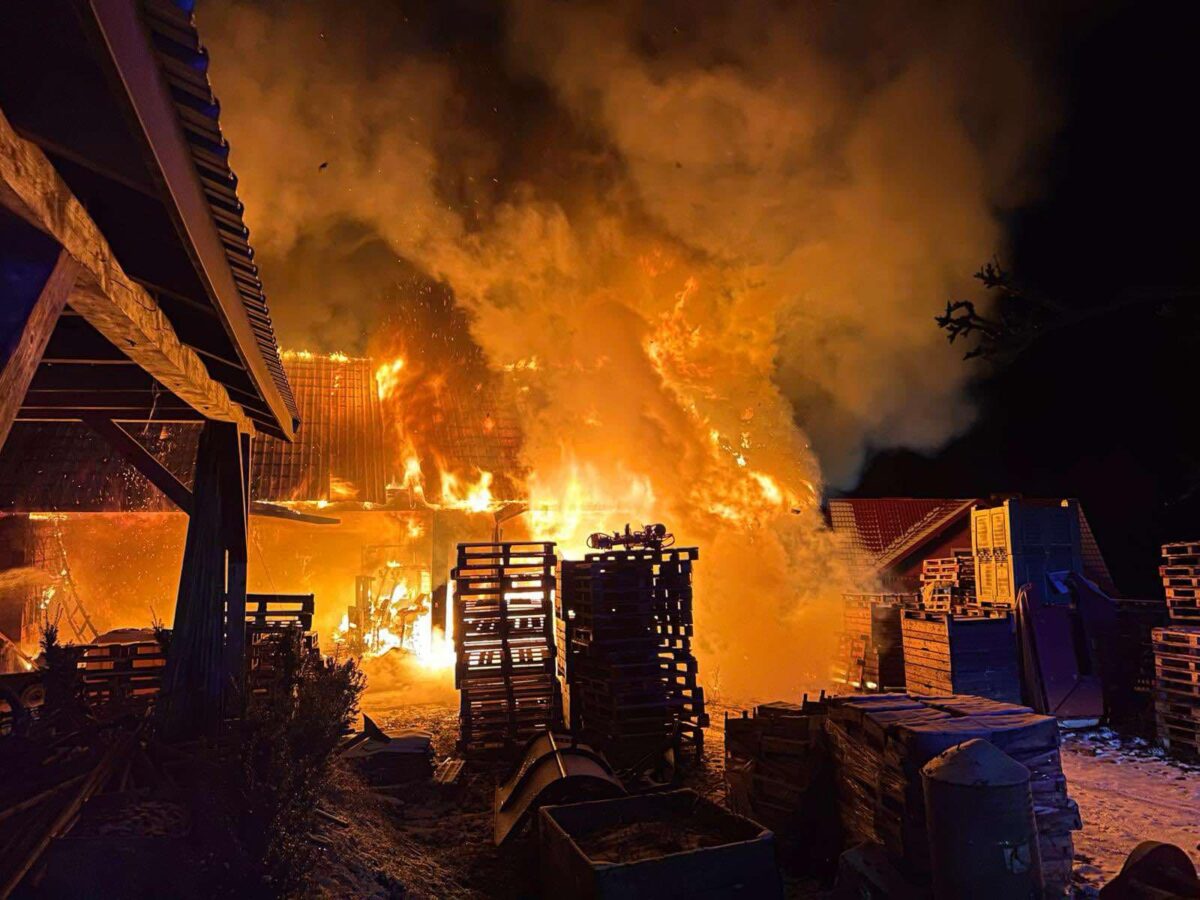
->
[305,699,1200,899]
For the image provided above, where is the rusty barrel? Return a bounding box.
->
[921,738,1042,900]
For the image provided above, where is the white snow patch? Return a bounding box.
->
[1064,729,1200,895]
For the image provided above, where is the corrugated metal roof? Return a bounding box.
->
[139,0,298,427]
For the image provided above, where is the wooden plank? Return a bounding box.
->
[1,242,79,448]
[0,107,253,433]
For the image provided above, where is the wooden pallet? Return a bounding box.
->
[1162,540,1200,558]
[453,542,560,756]
[559,549,707,765]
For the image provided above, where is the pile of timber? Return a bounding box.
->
[919,549,975,612]
[453,542,560,757]
[825,693,1080,897]
[1160,540,1200,623]
[1152,625,1200,759]
[558,546,707,767]
[834,594,911,692]
[901,610,1021,703]
[0,720,137,896]
[724,698,829,830]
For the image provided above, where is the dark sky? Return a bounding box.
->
[852,1,1200,596]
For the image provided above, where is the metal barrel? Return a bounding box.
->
[921,738,1042,900]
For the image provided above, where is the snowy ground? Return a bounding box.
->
[331,700,1200,898]
[1061,729,1200,895]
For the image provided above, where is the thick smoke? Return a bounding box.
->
[203,0,1052,698]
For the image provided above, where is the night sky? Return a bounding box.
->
[852,1,1200,596]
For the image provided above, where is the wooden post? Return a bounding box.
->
[160,421,228,738]
[154,421,253,736]
[0,213,78,450]
[221,428,250,697]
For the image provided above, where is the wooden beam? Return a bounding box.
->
[250,501,340,526]
[23,391,197,412]
[160,421,227,738]
[221,424,249,692]
[1,228,79,448]
[16,409,204,422]
[81,415,193,513]
[0,107,256,435]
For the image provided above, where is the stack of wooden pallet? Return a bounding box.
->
[78,638,165,713]
[919,549,975,611]
[834,594,911,692]
[1152,626,1200,758]
[724,698,829,830]
[1160,540,1200,622]
[243,593,318,701]
[558,546,707,767]
[453,542,560,757]
[826,693,1079,897]
[1154,541,1200,758]
[900,610,1021,702]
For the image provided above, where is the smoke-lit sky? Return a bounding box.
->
[193,0,1200,690]
[202,0,1063,489]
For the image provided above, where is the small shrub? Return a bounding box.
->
[235,642,364,893]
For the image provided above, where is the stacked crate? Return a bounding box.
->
[834,594,911,692]
[1154,542,1200,758]
[558,546,707,767]
[1160,540,1200,623]
[724,698,830,829]
[826,694,1079,897]
[900,611,1021,702]
[919,549,975,612]
[453,542,560,756]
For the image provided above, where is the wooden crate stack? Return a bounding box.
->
[453,542,560,757]
[1154,541,1200,758]
[919,549,975,612]
[834,594,912,692]
[826,694,1079,898]
[900,610,1021,702]
[724,698,829,830]
[1160,540,1200,623]
[558,546,707,767]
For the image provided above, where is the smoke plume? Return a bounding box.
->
[202,0,1053,697]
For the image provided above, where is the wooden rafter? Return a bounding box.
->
[0,107,253,433]
[81,415,193,513]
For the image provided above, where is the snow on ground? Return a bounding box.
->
[1062,729,1200,895]
[353,697,1200,898]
